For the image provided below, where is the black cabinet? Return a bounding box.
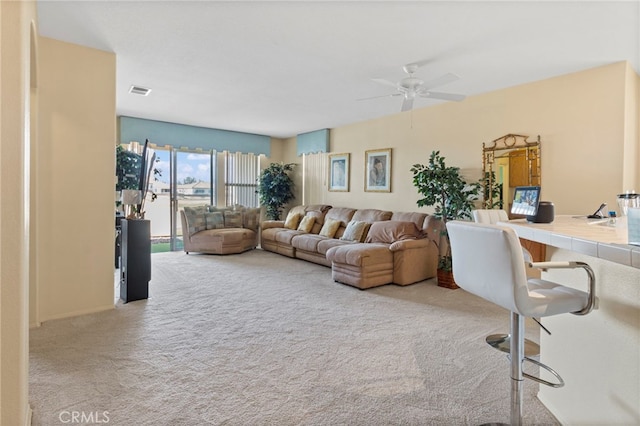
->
[120,219,151,303]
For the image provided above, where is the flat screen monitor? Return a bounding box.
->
[511,186,541,217]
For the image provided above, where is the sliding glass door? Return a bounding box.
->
[171,150,215,251]
[147,148,259,252]
[147,148,215,252]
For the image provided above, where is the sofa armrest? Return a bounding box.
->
[390,238,438,285]
[388,238,432,252]
[261,220,285,230]
[180,211,190,237]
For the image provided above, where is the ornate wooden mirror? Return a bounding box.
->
[482,134,541,211]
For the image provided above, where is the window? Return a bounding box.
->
[224,152,260,207]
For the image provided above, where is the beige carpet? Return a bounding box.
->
[30,249,559,425]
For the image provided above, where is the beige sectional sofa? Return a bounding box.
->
[180,205,260,254]
[261,204,444,289]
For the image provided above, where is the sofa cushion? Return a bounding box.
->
[275,229,303,245]
[319,218,341,238]
[391,211,428,230]
[185,205,208,215]
[191,228,254,244]
[224,210,243,228]
[326,242,392,266]
[208,205,232,214]
[205,211,225,230]
[301,205,332,233]
[325,207,357,223]
[352,209,392,223]
[291,234,325,252]
[340,220,368,242]
[316,238,354,255]
[183,206,207,236]
[261,227,285,242]
[297,215,315,233]
[364,221,423,244]
[304,211,324,234]
[242,208,261,232]
[288,205,307,217]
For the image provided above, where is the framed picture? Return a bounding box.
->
[328,153,350,192]
[365,148,391,192]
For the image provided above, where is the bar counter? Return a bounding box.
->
[500,215,640,425]
[502,215,640,269]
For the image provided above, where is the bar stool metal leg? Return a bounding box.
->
[510,312,524,426]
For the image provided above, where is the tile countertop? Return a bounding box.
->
[499,215,640,269]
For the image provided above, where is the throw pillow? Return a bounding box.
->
[359,222,372,242]
[297,215,315,233]
[319,218,341,238]
[284,212,302,230]
[340,220,368,242]
[205,211,224,230]
[187,205,208,215]
[364,221,423,244]
[224,210,243,228]
[183,206,207,236]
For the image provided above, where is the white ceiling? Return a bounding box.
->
[37,1,640,139]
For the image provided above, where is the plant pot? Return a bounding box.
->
[437,269,459,290]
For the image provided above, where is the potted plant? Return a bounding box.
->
[257,162,296,220]
[481,170,503,209]
[116,140,160,219]
[411,150,480,288]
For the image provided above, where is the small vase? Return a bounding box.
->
[437,269,459,289]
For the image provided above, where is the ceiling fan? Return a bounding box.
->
[362,60,466,112]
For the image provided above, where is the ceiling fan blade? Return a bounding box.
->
[371,78,398,88]
[422,73,460,90]
[420,91,466,102]
[404,57,433,71]
[401,97,414,112]
[357,93,402,101]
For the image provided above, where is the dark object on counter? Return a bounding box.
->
[527,201,554,223]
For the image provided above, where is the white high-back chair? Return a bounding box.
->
[472,208,509,224]
[446,220,596,425]
[472,209,532,263]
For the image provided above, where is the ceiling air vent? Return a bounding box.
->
[129,85,151,96]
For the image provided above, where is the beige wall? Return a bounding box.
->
[0,1,36,424]
[279,61,638,217]
[624,62,640,190]
[35,37,116,322]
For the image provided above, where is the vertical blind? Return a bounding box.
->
[302,152,327,205]
[224,151,260,207]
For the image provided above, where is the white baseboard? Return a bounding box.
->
[40,304,115,323]
[25,405,32,426]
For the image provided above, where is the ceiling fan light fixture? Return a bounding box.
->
[129,85,152,96]
[366,61,466,112]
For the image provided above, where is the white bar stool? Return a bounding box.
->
[472,209,540,357]
[446,221,596,425]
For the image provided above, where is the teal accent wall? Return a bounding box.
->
[297,129,329,156]
[118,116,271,156]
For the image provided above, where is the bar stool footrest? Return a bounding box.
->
[522,356,565,388]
